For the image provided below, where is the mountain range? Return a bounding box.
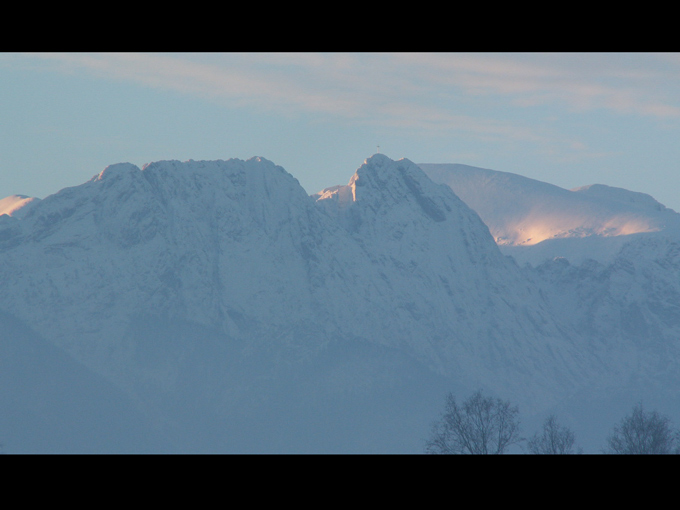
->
[1,154,679,453]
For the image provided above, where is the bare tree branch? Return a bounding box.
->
[426,389,522,454]
[605,403,680,454]
[527,415,580,454]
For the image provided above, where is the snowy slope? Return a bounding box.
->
[419,163,680,265]
[525,232,680,446]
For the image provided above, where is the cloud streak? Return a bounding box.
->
[12,52,680,148]
[390,52,680,118]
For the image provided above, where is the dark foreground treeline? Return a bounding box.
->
[426,389,680,454]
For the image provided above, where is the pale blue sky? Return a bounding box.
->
[2,52,680,211]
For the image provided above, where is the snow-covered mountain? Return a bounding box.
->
[419,163,680,265]
[2,155,680,453]
[312,156,587,402]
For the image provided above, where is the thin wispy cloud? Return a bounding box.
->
[14,52,680,119]
[9,52,680,167]
[390,52,680,118]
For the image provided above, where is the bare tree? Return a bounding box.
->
[604,403,679,454]
[526,415,580,454]
[426,389,522,454]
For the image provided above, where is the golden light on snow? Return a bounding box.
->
[0,195,38,217]
[496,215,659,246]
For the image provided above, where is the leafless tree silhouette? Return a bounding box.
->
[527,415,581,454]
[604,403,680,454]
[426,389,522,454]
